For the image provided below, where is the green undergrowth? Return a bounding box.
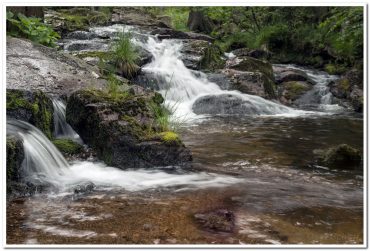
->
[52,138,83,155]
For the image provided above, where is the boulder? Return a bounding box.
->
[7,37,107,96]
[180,40,224,70]
[7,89,54,139]
[315,144,362,170]
[193,94,260,115]
[231,48,271,60]
[225,56,277,99]
[273,66,314,84]
[329,69,363,112]
[278,81,313,105]
[222,69,273,99]
[66,89,192,169]
[187,9,214,34]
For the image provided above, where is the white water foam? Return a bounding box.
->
[139,38,318,120]
[7,120,242,193]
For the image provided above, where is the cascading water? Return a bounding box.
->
[52,99,82,143]
[274,64,341,110]
[138,38,310,119]
[7,120,241,192]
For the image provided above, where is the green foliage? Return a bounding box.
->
[146,7,189,31]
[6,11,60,47]
[52,139,83,155]
[111,33,140,79]
[57,8,111,31]
[106,74,129,100]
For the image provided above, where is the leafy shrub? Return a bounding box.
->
[6,11,60,47]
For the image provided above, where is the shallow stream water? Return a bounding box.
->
[6,24,364,245]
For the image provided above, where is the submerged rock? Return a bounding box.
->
[66,89,192,169]
[194,209,235,233]
[7,89,54,139]
[193,94,258,115]
[315,144,362,170]
[73,181,95,194]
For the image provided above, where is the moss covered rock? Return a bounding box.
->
[315,144,362,170]
[52,139,83,155]
[7,89,54,139]
[278,81,313,105]
[329,69,363,112]
[66,89,192,169]
[225,56,277,99]
[6,136,24,185]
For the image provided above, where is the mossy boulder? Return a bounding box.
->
[52,139,83,155]
[6,89,54,139]
[66,89,192,169]
[315,144,362,170]
[225,56,277,99]
[329,69,363,112]
[180,40,224,71]
[278,81,313,105]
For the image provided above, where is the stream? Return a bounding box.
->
[6,24,363,245]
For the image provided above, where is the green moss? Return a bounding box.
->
[6,136,24,183]
[52,139,83,155]
[76,51,111,60]
[160,131,179,142]
[199,44,225,71]
[339,78,351,92]
[324,64,347,75]
[284,81,311,100]
[58,8,111,31]
[7,90,53,139]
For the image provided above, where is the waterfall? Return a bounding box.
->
[7,120,70,185]
[7,119,241,192]
[52,99,83,144]
[139,38,308,119]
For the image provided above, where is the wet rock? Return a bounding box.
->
[66,89,192,169]
[6,89,54,139]
[6,136,24,190]
[193,94,258,115]
[225,56,277,99]
[315,144,362,170]
[206,73,231,90]
[151,28,214,42]
[180,40,224,70]
[194,209,235,232]
[273,66,314,84]
[222,69,273,99]
[137,48,153,67]
[52,138,84,155]
[73,181,95,194]
[231,48,271,60]
[7,37,107,96]
[278,81,313,105]
[329,69,363,113]
[65,31,99,40]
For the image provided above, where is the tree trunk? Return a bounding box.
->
[7,7,44,20]
[187,9,214,34]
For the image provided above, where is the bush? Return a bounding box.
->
[7,11,60,47]
[111,33,140,79]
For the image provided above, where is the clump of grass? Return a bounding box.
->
[106,74,129,100]
[111,32,140,79]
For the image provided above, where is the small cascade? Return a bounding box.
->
[52,99,82,144]
[7,120,241,192]
[274,64,340,110]
[7,120,70,185]
[140,38,306,119]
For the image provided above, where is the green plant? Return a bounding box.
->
[111,33,140,79]
[6,11,60,47]
[106,74,129,100]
